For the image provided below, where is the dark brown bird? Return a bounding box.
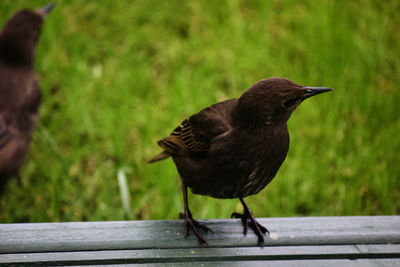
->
[149,77,333,246]
[0,3,55,192]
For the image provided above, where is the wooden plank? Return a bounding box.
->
[0,244,399,265]
[1,260,400,267]
[0,216,399,254]
[72,259,400,267]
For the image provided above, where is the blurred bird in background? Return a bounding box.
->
[149,77,333,245]
[0,3,55,194]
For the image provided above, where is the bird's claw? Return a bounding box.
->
[231,212,249,235]
[231,211,269,245]
[179,212,213,246]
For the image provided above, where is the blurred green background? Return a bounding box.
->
[0,0,399,223]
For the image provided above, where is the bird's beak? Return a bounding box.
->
[37,2,56,16]
[302,86,334,100]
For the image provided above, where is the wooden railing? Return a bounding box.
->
[1,216,399,266]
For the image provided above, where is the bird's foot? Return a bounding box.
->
[179,212,214,246]
[231,211,269,245]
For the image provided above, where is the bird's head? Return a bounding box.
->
[234,78,333,125]
[0,3,55,66]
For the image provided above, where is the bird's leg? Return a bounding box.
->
[231,197,269,245]
[179,184,213,246]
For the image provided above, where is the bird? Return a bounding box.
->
[149,77,333,246]
[0,3,55,193]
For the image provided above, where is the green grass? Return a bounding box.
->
[0,0,399,223]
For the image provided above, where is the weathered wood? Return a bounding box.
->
[0,216,399,266]
[1,216,399,253]
[1,245,399,265]
[73,260,400,267]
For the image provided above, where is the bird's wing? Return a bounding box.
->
[0,113,15,150]
[0,78,41,150]
[158,99,237,156]
[0,111,39,150]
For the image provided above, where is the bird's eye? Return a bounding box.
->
[281,98,297,108]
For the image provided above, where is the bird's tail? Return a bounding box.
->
[148,151,171,163]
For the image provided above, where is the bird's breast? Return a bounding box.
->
[239,126,290,196]
[177,125,290,199]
